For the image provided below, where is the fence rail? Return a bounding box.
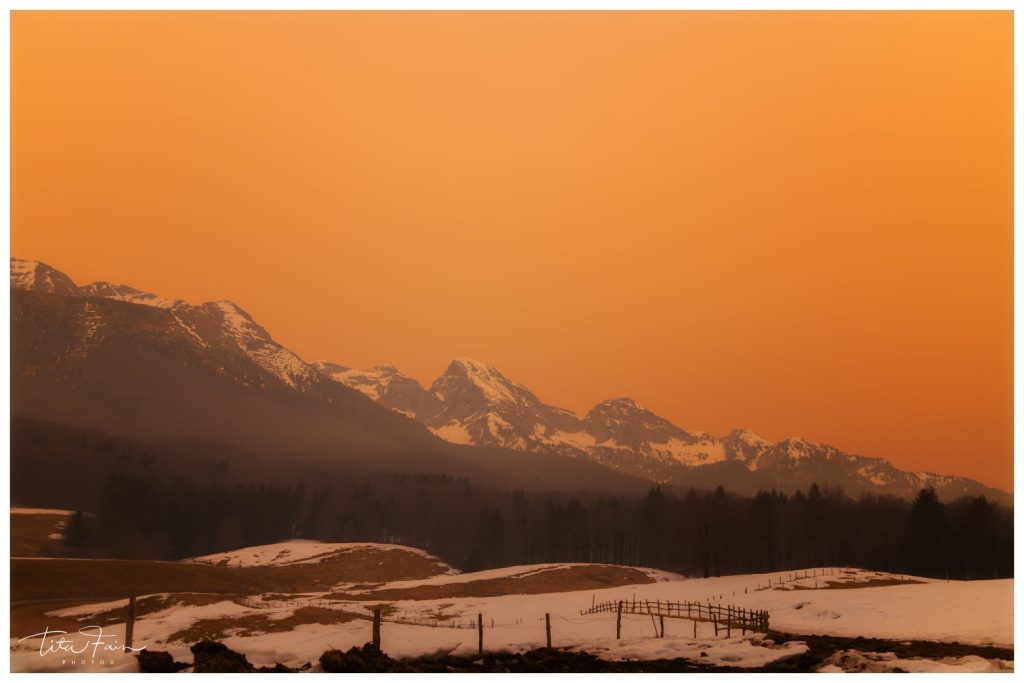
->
[582,598,768,635]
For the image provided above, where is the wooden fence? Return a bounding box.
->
[581,598,769,637]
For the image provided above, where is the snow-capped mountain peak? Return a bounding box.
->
[780,437,824,460]
[431,357,536,409]
[449,357,491,372]
[722,428,774,466]
[580,395,725,472]
[79,281,186,309]
[311,360,437,417]
[11,258,318,391]
[591,396,644,413]
[730,428,772,447]
[11,258,192,309]
[585,397,679,437]
[10,258,81,296]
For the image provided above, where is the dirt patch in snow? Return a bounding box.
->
[10,600,107,642]
[326,564,655,602]
[300,546,451,582]
[168,606,365,643]
[12,547,448,602]
[12,559,275,602]
[11,513,72,558]
[11,593,238,640]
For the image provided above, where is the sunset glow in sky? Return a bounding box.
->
[12,11,1012,489]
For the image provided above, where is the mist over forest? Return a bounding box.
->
[58,468,1011,584]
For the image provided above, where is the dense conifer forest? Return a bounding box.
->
[67,471,1012,582]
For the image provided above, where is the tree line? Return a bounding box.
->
[70,471,1012,581]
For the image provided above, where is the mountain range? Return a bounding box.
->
[310,357,1009,502]
[10,257,1010,504]
[10,258,644,495]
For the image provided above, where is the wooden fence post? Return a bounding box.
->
[616,601,623,639]
[478,614,483,655]
[124,596,136,652]
[372,608,381,649]
[660,615,665,638]
[546,613,552,648]
[693,618,697,638]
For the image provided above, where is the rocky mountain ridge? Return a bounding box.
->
[311,357,1010,502]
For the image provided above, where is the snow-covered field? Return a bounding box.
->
[9,543,1014,673]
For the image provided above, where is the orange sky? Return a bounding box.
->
[11,11,1013,490]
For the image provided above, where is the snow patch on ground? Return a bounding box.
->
[188,540,455,571]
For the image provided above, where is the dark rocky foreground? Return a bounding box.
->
[137,634,1014,673]
[765,632,1014,673]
